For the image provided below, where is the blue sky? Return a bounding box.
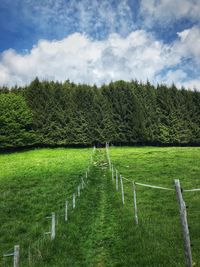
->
[0,0,200,89]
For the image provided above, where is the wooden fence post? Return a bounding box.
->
[116,169,118,191]
[65,200,68,221]
[174,179,192,267]
[3,245,20,267]
[112,165,114,182]
[132,181,138,224]
[51,212,56,240]
[120,175,125,205]
[73,193,76,209]
[78,185,80,197]
[14,245,20,267]
[106,142,111,169]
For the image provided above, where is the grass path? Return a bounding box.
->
[33,148,130,267]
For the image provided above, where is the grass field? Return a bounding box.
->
[0,146,199,266]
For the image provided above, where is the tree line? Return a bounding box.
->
[0,78,200,149]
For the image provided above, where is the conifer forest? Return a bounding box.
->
[0,78,200,149]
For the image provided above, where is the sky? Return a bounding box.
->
[0,0,200,89]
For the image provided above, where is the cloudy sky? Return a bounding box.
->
[0,0,200,89]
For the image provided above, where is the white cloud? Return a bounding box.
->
[16,0,135,39]
[0,31,168,86]
[175,26,200,64]
[156,69,187,85]
[0,28,200,90]
[140,0,200,25]
[182,79,200,90]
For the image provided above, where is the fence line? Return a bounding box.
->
[3,146,96,267]
[183,188,200,192]
[106,145,198,267]
[114,170,199,193]
[117,173,174,191]
[2,145,198,267]
[135,182,173,191]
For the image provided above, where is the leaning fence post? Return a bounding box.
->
[116,169,118,191]
[65,200,68,221]
[73,193,76,209]
[51,212,56,240]
[120,175,125,205]
[132,181,138,224]
[174,179,192,267]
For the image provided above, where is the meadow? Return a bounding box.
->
[0,146,199,266]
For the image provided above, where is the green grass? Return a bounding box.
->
[0,148,92,266]
[0,147,200,266]
[109,146,200,267]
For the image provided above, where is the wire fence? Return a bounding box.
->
[2,144,199,267]
[106,142,199,267]
[2,146,96,267]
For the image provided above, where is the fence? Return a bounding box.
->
[2,144,199,267]
[2,145,96,267]
[107,142,199,267]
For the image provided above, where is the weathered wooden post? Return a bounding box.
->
[45,213,56,240]
[116,169,118,191]
[112,165,114,182]
[73,193,76,209]
[65,200,68,221]
[78,185,80,197]
[3,245,20,267]
[14,245,20,267]
[51,212,56,240]
[132,181,138,224]
[81,177,84,189]
[174,179,192,267]
[120,175,125,205]
[106,142,111,169]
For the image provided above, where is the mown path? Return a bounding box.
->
[35,148,135,267]
[77,148,122,267]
